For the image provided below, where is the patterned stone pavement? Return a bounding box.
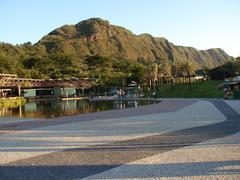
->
[0,99,239,179]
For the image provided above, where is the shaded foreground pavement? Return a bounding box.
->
[0,99,239,179]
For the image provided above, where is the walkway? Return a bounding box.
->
[0,99,239,179]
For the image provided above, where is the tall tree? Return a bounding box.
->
[150,63,159,91]
[126,63,146,85]
[0,55,11,73]
[236,57,240,63]
[223,59,240,77]
[49,53,79,78]
[165,59,178,90]
[85,55,112,86]
[180,60,196,90]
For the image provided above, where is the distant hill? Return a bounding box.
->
[0,18,232,80]
[37,18,230,68]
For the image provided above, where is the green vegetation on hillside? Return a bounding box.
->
[0,18,232,80]
[0,18,238,95]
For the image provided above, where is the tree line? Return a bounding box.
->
[207,57,240,80]
[0,51,239,90]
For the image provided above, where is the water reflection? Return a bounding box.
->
[0,99,156,119]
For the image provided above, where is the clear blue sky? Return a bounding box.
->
[1,0,240,57]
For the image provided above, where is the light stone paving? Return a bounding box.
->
[225,100,240,114]
[0,117,38,125]
[0,101,225,165]
[83,132,240,179]
[0,99,239,179]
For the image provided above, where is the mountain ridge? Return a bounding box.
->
[0,18,231,70]
[36,18,230,68]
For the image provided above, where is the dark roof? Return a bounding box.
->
[218,81,240,90]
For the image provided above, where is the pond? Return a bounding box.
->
[0,99,158,118]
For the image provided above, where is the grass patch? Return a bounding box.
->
[146,80,223,98]
[0,97,26,108]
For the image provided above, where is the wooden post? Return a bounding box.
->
[66,89,68,98]
[19,105,22,117]
[18,85,21,97]
[82,87,85,95]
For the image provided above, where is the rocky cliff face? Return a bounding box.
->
[37,18,230,68]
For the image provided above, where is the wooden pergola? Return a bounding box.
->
[0,74,95,89]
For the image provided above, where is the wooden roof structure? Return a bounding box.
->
[0,74,95,88]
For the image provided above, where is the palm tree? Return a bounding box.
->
[150,63,159,91]
[180,60,196,90]
[157,63,165,87]
[165,59,178,90]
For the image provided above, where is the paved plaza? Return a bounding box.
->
[0,99,239,179]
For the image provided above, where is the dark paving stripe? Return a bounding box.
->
[0,100,195,135]
[2,161,240,180]
[0,101,239,179]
